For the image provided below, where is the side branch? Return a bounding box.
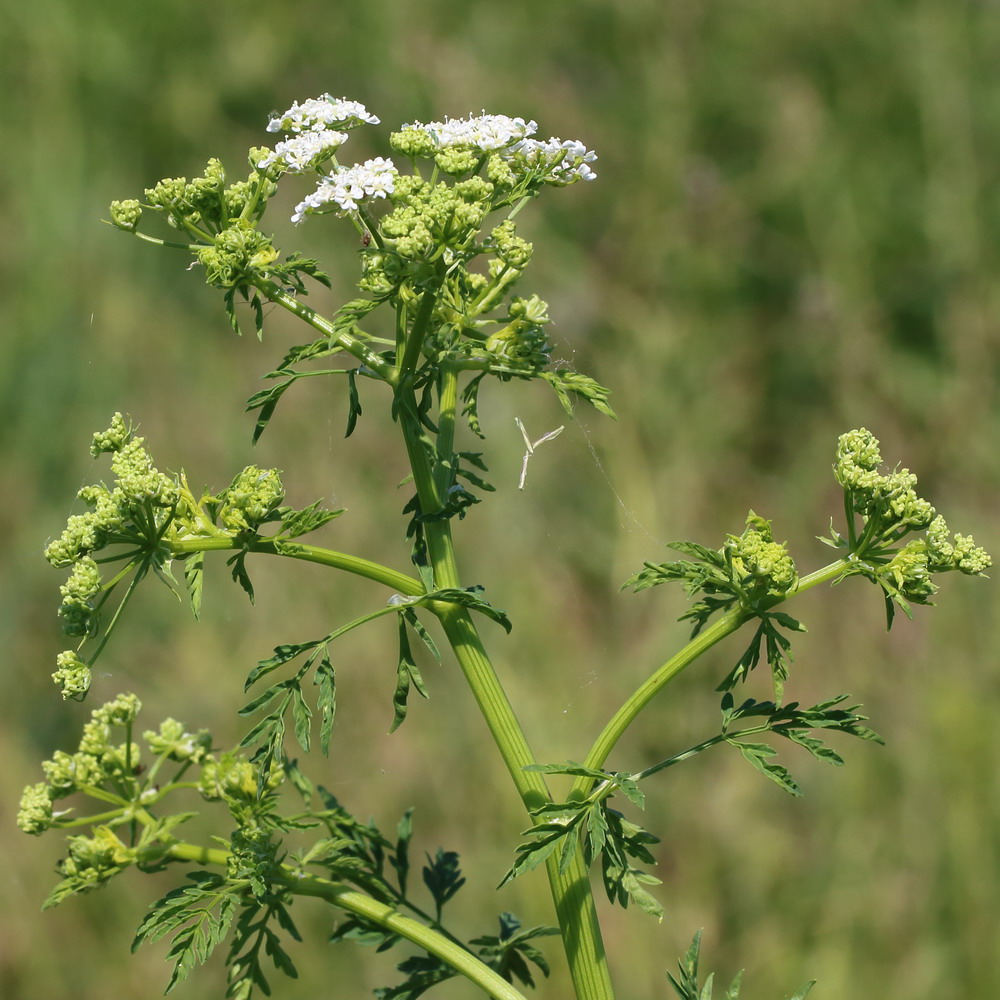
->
[250,276,393,379]
[575,559,852,794]
[169,536,424,595]
[163,843,528,1000]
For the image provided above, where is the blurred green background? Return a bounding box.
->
[2,1,998,998]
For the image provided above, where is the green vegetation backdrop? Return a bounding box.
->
[2,2,997,997]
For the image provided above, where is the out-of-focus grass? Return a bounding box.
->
[2,2,998,998]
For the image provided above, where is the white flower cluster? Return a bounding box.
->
[404,112,538,151]
[267,94,380,134]
[292,157,398,223]
[257,129,348,172]
[510,136,598,183]
[403,112,597,182]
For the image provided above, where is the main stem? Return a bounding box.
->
[395,359,614,998]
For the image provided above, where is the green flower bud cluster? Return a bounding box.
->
[248,146,275,175]
[45,416,184,674]
[57,556,102,638]
[90,411,132,455]
[357,250,405,297]
[143,158,230,233]
[196,222,278,290]
[52,650,91,700]
[726,512,798,600]
[44,417,177,572]
[109,199,142,232]
[433,147,483,176]
[829,430,991,610]
[485,153,518,188]
[111,438,180,504]
[883,540,938,603]
[216,465,285,532]
[223,177,260,218]
[41,747,104,798]
[17,691,231,888]
[81,692,139,739]
[44,497,120,569]
[835,428,935,531]
[483,295,552,374]
[380,176,493,259]
[17,694,143,835]
[490,220,533,270]
[388,126,442,159]
[17,783,55,836]
[113,154,277,252]
[143,717,212,763]
[926,515,991,574]
[882,515,992,605]
[56,826,134,894]
[199,751,284,806]
[227,827,281,898]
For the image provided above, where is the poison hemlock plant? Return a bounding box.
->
[20,95,990,1000]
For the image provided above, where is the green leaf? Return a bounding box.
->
[541,368,616,418]
[616,775,645,810]
[470,913,558,989]
[390,618,429,733]
[457,450,489,473]
[227,549,255,603]
[239,679,296,718]
[421,849,465,913]
[668,930,703,999]
[787,982,817,999]
[724,970,744,999]
[275,500,344,539]
[314,652,336,756]
[182,551,204,620]
[769,610,806,633]
[223,288,241,335]
[607,865,663,919]
[402,608,441,662]
[499,821,579,886]
[345,368,362,438]
[374,955,455,999]
[132,873,237,993]
[226,899,302,998]
[623,546,737,637]
[251,293,264,339]
[291,684,312,753]
[418,586,513,633]
[784,730,845,765]
[240,707,286,752]
[523,761,610,781]
[246,641,322,691]
[246,370,297,444]
[585,802,609,863]
[391,808,413,897]
[734,741,802,796]
[666,540,727,564]
[460,372,487,438]
[718,613,800,701]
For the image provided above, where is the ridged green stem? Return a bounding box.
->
[396,375,615,1000]
[169,536,424,596]
[250,276,392,379]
